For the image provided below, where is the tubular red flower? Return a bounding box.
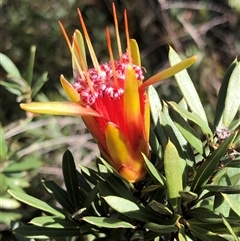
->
[20,3,197,183]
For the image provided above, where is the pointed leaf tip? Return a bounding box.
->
[20,102,101,117]
[139,55,197,90]
[60,75,80,102]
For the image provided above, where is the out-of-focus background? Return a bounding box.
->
[0,0,239,239]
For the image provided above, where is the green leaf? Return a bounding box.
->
[0,53,21,77]
[0,197,21,209]
[188,224,227,241]
[83,185,98,210]
[148,85,162,127]
[168,101,213,137]
[143,154,165,186]
[164,139,183,212]
[8,189,65,218]
[203,185,240,194]
[103,196,162,223]
[144,222,177,234]
[189,207,224,223]
[178,224,187,241]
[191,131,238,193]
[169,107,204,154]
[25,45,36,85]
[98,181,118,197]
[0,124,7,160]
[222,61,240,127]
[82,216,135,229]
[76,169,92,194]
[188,219,240,235]
[3,159,41,172]
[168,47,207,123]
[214,59,239,128]
[42,179,75,214]
[221,193,240,217]
[14,226,80,239]
[179,191,198,206]
[31,72,48,98]
[149,200,173,215]
[79,164,102,185]
[103,175,136,202]
[62,150,80,210]
[220,214,239,241]
[30,216,77,228]
[0,173,8,194]
[0,211,22,225]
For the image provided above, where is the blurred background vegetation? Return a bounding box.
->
[0,0,239,239]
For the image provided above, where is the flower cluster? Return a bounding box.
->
[20,3,196,182]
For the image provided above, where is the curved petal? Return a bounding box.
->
[124,65,143,145]
[60,75,81,103]
[130,39,141,67]
[20,102,101,117]
[105,122,145,182]
[139,55,197,90]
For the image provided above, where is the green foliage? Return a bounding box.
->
[8,51,240,241]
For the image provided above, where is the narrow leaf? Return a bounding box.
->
[62,150,80,210]
[148,85,162,126]
[143,154,165,186]
[144,222,177,234]
[42,179,75,214]
[164,139,183,212]
[103,196,162,223]
[220,214,239,241]
[30,216,77,228]
[0,53,21,77]
[8,189,65,218]
[14,226,80,238]
[222,61,240,127]
[188,224,226,241]
[221,193,240,217]
[191,131,238,193]
[214,59,238,128]
[168,101,212,137]
[25,45,36,85]
[170,108,203,154]
[168,47,207,123]
[82,216,135,229]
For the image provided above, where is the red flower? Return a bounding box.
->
[20,3,197,182]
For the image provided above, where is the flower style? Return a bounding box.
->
[20,3,197,182]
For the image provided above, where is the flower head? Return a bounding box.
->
[20,3,197,182]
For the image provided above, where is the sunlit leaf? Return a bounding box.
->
[144,222,177,234]
[30,216,77,228]
[220,214,239,241]
[8,189,65,218]
[14,226,80,238]
[0,53,21,78]
[103,196,161,223]
[168,101,212,137]
[168,47,207,123]
[214,59,239,128]
[82,216,135,229]
[143,154,165,186]
[191,131,238,193]
[188,223,226,241]
[164,139,183,212]
[221,193,240,217]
